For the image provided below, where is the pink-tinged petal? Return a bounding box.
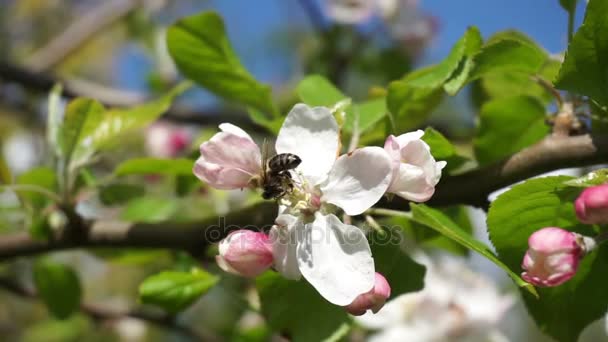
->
[345,272,392,316]
[296,213,375,306]
[527,227,579,253]
[321,147,393,215]
[276,104,339,184]
[383,131,445,202]
[521,227,585,287]
[216,230,273,278]
[269,214,303,280]
[393,129,425,148]
[193,158,254,190]
[218,123,252,139]
[575,184,608,224]
[193,124,261,190]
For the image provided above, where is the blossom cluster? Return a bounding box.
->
[193,103,445,314]
[324,0,437,57]
[521,184,608,287]
[357,252,513,341]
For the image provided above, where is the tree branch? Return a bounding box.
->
[384,133,608,209]
[0,134,605,260]
[0,61,260,130]
[0,276,208,341]
[25,0,141,72]
[0,202,277,260]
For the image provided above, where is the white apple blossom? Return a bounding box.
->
[356,253,514,342]
[384,130,446,202]
[194,103,445,307]
[269,104,394,305]
[324,0,400,24]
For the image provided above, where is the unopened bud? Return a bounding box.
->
[521,227,592,287]
[216,230,273,278]
[575,184,608,224]
[345,272,391,316]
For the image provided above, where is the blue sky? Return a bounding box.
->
[419,0,586,62]
[116,0,588,104]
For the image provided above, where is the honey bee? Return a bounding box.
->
[260,141,301,200]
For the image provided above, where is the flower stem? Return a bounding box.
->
[365,215,385,236]
[366,208,411,218]
[567,6,576,44]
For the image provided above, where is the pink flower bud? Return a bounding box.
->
[575,184,608,224]
[146,122,192,158]
[345,273,391,316]
[193,123,261,190]
[521,227,588,287]
[216,230,274,278]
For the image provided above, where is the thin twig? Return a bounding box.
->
[25,0,141,72]
[0,62,262,131]
[531,75,563,108]
[0,276,206,341]
[0,184,62,203]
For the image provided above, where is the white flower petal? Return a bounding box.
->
[321,147,393,215]
[394,130,424,147]
[296,213,375,306]
[270,214,303,280]
[388,163,435,202]
[276,104,340,184]
[219,123,252,139]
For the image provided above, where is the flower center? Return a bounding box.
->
[278,172,322,216]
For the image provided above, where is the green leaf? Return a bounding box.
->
[59,98,105,167]
[410,203,537,296]
[564,168,608,187]
[89,83,190,153]
[33,260,82,319]
[555,0,608,105]
[139,269,219,313]
[488,176,606,342]
[421,127,469,172]
[256,272,351,342]
[477,59,561,105]
[344,98,387,134]
[29,214,52,240]
[99,183,145,205]
[387,73,444,132]
[385,27,483,130]
[16,167,58,209]
[368,230,426,297]
[167,11,276,116]
[442,27,483,95]
[474,96,549,166]
[114,158,194,176]
[469,39,546,80]
[297,75,347,107]
[248,108,283,134]
[121,197,178,223]
[407,27,482,90]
